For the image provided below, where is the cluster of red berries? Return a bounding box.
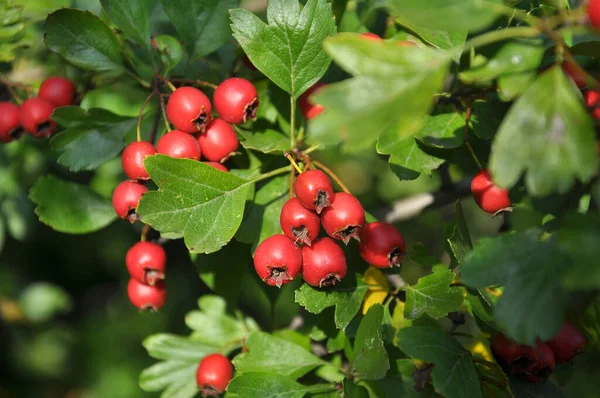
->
[254,169,406,288]
[0,76,74,142]
[195,353,233,397]
[491,322,585,383]
[126,240,167,311]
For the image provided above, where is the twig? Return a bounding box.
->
[140,224,152,242]
[154,74,176,92]
[170,78,217,90]
[137,91,157,142]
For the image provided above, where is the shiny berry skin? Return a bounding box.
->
[122,141,156,180]
[196,353,233,395]
[127,278,166,311]
[157,130,201,160]
[589,0,600,29]
[321,192,366,244]
[197,118,239,162]
[359,222,405,268]
[470,170,511,214]
[112,180,148,222]
[527,343,555,383]
[585,90,600,119]
[0,102,22,143]
[491,333,537,375]
[126,241,166,285]
[205,162,228,172]
[294,169,334,214]
[253,234,303,287]
[298,83,326,120]
[301,237,347,287]
[213,77,259,124]
[360,32,383,41]
[38,76,75,107]
[280,198,320,246]
[19,97,57,138]
[547,321,585,364]
[166,86,212,133]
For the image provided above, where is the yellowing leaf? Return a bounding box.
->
[468,340,493,362]
[361,268,390,315]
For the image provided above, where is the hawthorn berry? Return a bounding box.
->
[122,141,156,180]
[359,221,405,268]
[298,83,326,120]
[204,162,228,172]
[126,241,166,285]
[213,77,259,124]
[0,102,22,143]
[197,118,239,162]
[527,343,555,383]
[588,0,600,29]
[166,86,213,133]
[301,237,347,287]
[19,97,57,138]
[38,76,75,107]
[127,278,166,311]
[562,61,587,88]
[321,192,366,244]
[196,353,233,396]
[585,90,600,119]
[294,169,334,214]
[280,198,320,246]
[470,170,511,214]
[157,130,201,160]
[112,180,148,222]
[360,32,383,41]
[253,234,303,287]
[546,321,585,364]
[491,333,537,375]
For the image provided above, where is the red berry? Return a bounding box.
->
[585,90,600,119]
[126,241,166,285]
[562,61,587,89]
[112,180,148,222]
[166,86,213,133]
[470,170,511,214]
[38,76,75,107]
[127,278,166,311]
[0,102,22,143]
[490,333,537,375]
[122,141,156,180]
[359,221,405,268]
[253,234,303,287]
[527,343,555,383]
[298,83,326,120]
[197,118,239,162]
[204,162,228,172]
[589,0,600,29]
[360,32,383,41]
[321,192,366,244]
[546,321,585,364]
[157,130,201,160]
[301,237,347,287]
[196,353,233,395]
[19,97,57,138]
[213,77,259,124]
[294,169,334,214]
[280,198,320,246]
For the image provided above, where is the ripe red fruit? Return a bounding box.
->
[122,141,156,180]
[112,180,148,222]
[359,222,405,268]
[562,61,587,88]
[585,90,600,119]
[546,321,585,364]
[166,86,213,133]
[19,97,57,138]
[301,237,347,287]
[527,343,555,383]
[0,102,22,143]
[491,333,537,375]
[213,77,259,124]
[127,278,166,311]
[196,353,233,395]
[294,169,334,214]
[470,170,511,214]
[205,162,228,172]
[126,241,166,285]
[38,76,75,107]
[157,130,201,160]
[253,234,303,287]
[360,32,383,41]
[197,118,239,162]
[298,83,326,120]
[321,192,366,244]
[280,198,321,246]
[589,0,600,29]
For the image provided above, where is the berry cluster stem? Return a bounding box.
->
[169,78,218,90]
[312,160,351,194]
[140,224,152,242]
[154,74,176,92]
[285,153,304,174]
[137,91,157,142]
[290,96,297,149]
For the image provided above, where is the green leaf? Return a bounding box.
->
[233,331,325,379]
[230,0,336,97]
[44,9,123,71]
[386,137,445,181]
[343,378,369,398]
[490,66,598,196]
[396,327,482,398]
[228,373,328,398]
[398,26,466,63]
[29,176,116,234]
[295,273,369,329]
[153,34,182,73]
[139,359,198,397]
[415,113,465,149]
[143,334,219,362]
[100,0,157,47]
[137,155,253,254]
[405,268,463,320]
[19,282,72,323]
[446,201,473,264]
[352,304,389,380]
[461,230,570,344]
[161,0,237,60]
[558,214,600,289]
[469,101,509,141]
[240,128,290,154]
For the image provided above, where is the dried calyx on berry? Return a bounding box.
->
[166,86,213,133]
[359,221,405,268]
[213,77,259,124]
[253,234,303,287]
[280,198,320,246]
[321,192,366,244]
[126,241,166,285]
[301,237,347,287]
[294,169,334,214]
